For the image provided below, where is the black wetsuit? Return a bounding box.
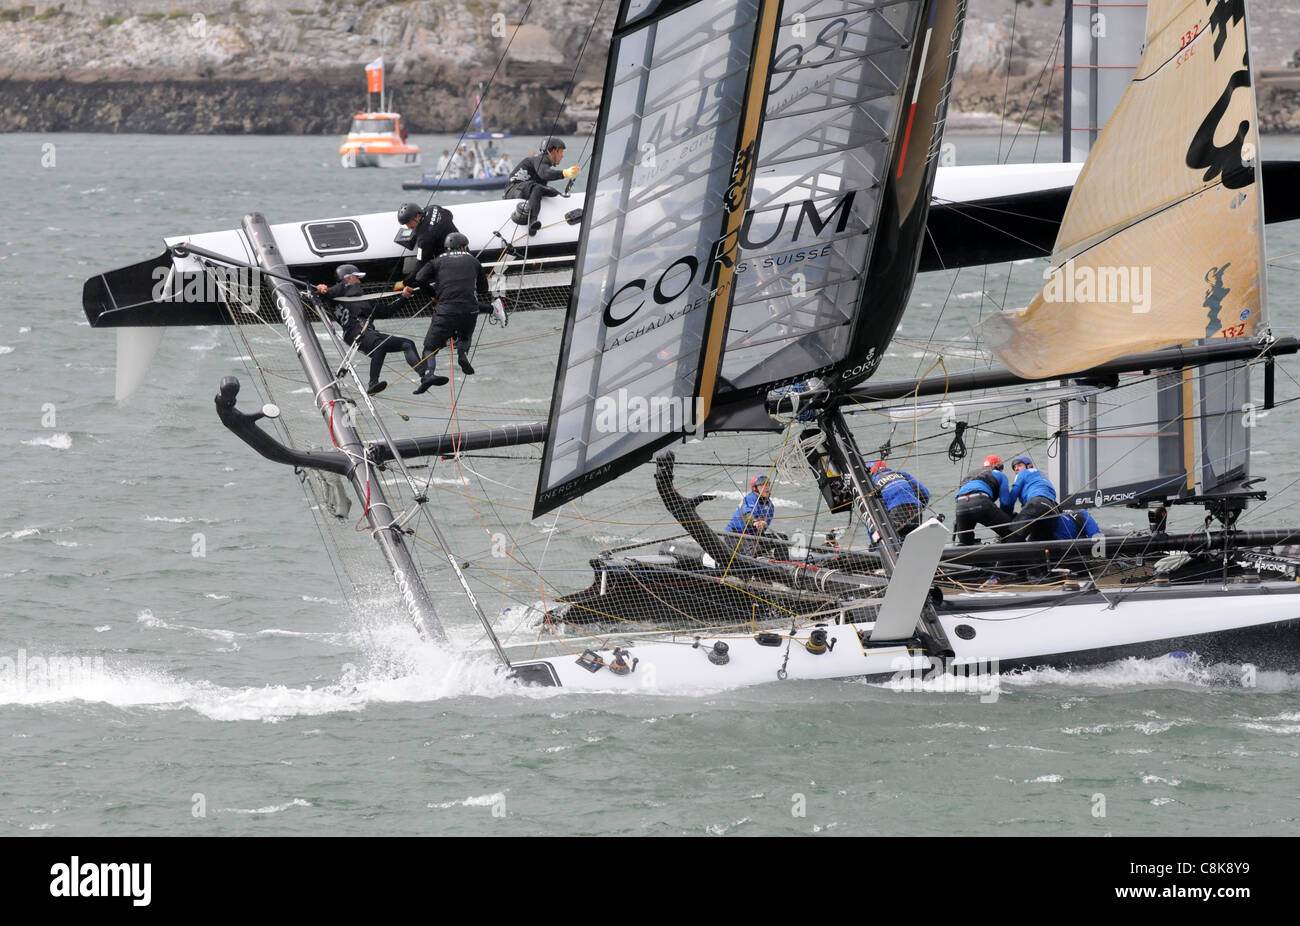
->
[502,154,565,221]
[323,280,426,385]
[408,206,458,294]
[1001,467,1060,543]
[953,466,1013,545]
[420,250,489,373]
[1003,496,1060,543]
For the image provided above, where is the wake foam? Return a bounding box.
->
[998,653,1300,692]
[21,433,71,449]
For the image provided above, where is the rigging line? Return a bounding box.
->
[214,272,364,602]
[420,0,537,199]
[924,199,1058,258]
[719,423,798,582]
[437,373,559,611]
[909,252,977,384]
[1028,19,1064,164]
[1004,14,1065,162]
[995,0,1021,164]
[926,195,1070,228]
[541,0,609,173]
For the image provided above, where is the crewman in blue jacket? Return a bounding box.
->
[727,475,775,534]
[1002,454,1059,542]
[869,460,930,539]
[1051,509,1102,540]
[954,453,1014,544]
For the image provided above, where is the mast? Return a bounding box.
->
[820,409,953,655]
[241,213,446,643]
[771,383,953,652]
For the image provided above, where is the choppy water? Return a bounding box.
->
[2,132,1299,836]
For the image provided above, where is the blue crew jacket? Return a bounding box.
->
[957,467,1010,503]
[727,492,775,534]
[1004,467,1057,513]
[1051,510,1102,540]
[871,469,930,511]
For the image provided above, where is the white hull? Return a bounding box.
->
[155,162,1079,275]
[510,583,1300,691]
[341,151,421,169]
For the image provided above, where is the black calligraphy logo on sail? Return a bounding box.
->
[1185,57,1254,189]
[1185,0,1254,191]
[1204,0,1245,60]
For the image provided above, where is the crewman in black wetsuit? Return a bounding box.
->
[409,232,489,394]
[502,137,580,235]
[315,264,428,396]
[396,201,459,297]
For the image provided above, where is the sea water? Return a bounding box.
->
[1,132,1298,836]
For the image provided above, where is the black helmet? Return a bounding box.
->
[445,232,469,250]
[541,137,566,152]
[335,263,364,281]
[396,202,422,224]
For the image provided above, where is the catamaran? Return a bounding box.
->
[84,0,1300,690]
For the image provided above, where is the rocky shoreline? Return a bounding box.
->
[0,75,581,134]
[2,0,1298,135]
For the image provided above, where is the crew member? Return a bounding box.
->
[1002,454,1060,542]
[409,232,489,393]
[315,264,428,396]
[1051,509,1103,540]
[953,454,1013,545]
[396,201,459,296]
[727,475,775,534]
[502,137,579,235]
[869,461,930,539]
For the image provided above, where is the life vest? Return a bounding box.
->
[961,467,999,496]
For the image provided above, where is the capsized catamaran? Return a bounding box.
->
[84,0,1300,690]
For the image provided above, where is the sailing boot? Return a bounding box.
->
[413,372,448,394]
[528,221,542,237]
[458,357,475,375]
[366,380,388,396]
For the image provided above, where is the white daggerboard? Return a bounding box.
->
[870,518,949,642]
